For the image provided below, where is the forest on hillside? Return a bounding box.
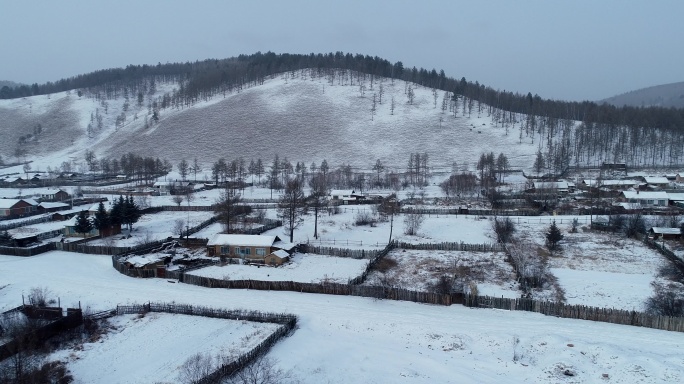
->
[2,52,684,169]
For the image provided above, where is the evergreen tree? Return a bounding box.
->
[122,195,141,231]
[110,196,125,228]
[93,202,110,233]
[0,230,14,246]
[546,220,563,251]
[74,210,93,239]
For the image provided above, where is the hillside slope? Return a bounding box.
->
[601,81,684,109]
[0,73,541,171]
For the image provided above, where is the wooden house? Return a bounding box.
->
[264,249,290,266]
[63,214,121,238]
[40,188,70,202]
[330,190,366,204]
[206,234,295,263]
[618,191,669,207]
[0,198,38,218]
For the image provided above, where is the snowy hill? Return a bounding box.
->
[0,72,542,172]
[601,81,684,109]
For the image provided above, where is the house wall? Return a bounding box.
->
[264,255,288,266]
[210,244,273,259]
[9,201,36,217]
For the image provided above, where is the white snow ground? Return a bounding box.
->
[50,313,278,384]
[1,251,683,383]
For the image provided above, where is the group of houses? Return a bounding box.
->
[0,189,73,220]
[529,173,684,209]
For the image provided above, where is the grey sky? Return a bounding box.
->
[1,0,682,101]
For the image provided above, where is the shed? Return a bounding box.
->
[264,249,290,266]
[648,227,682,240]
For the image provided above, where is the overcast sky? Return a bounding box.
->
[1,0,682,101]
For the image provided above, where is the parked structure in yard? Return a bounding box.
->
[206,234,295,264]
[640,176,670,189]
[648,227,682,240]
[0,198,38,218]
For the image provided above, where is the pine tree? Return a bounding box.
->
[0,230,14,246]
[123,195,141,231]
[93,202,110,234]
[546,220,563,251]
[74,210,93,239]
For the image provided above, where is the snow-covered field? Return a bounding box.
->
[50,313,279,384]
[190,253,368,284]
[1,251,683,383]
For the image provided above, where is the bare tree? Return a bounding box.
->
[178,159,189,181]
[308,172,329,239]
[178,352,215,384]
[215,188,245,233]
[227,355,293,384]
[278,178,308,243]
[403,211,424,236]
[172,194,184,207]
[173,219,186,238]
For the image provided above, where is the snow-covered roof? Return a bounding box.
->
[0,198,38,208]
[620,191,668,200]
[0,199,21,209]
[650,227,682,235]
[270,249,290,259]
[39,202,70,209]
[272,240,296,251]
[330,189,355,196]
[666,193,684,202]
[583,179,637,187]
[207,234,279,247]
[533,181,569,190]
[644,176,669,184]
[125,254,165,268]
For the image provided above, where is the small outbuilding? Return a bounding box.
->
[648,227,682,240]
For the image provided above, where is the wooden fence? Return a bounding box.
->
[396,242,505,252]
[644,238,684,276]
[0,306,83,361]
[116,303,297,384]
[178,274,457,306]
[0,243,56,256]
[298,244,383,259]
[464,295,684,333]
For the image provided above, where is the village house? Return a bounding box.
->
[581,179,640,190]
[206,234,296,265]
[330,189,366,204]
[532,181,574,194]
[152,180,192,195]
[37,202,70,213]
[40,188,70,202]
[0,198,39,218]
[619,191,669,207]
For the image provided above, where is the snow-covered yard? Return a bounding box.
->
[364,249,520,298]
[50,313,279,384]
[514,215,666,310]
[1,251,683,383]
[263,208,495,249]
[189,253,368,284]
[87,211,214,247]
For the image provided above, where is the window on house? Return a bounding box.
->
[234,247,241,255]
[256,248,266,256]
[220,246,230,254]
[243,248,251,255]
[647,200,654,205]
